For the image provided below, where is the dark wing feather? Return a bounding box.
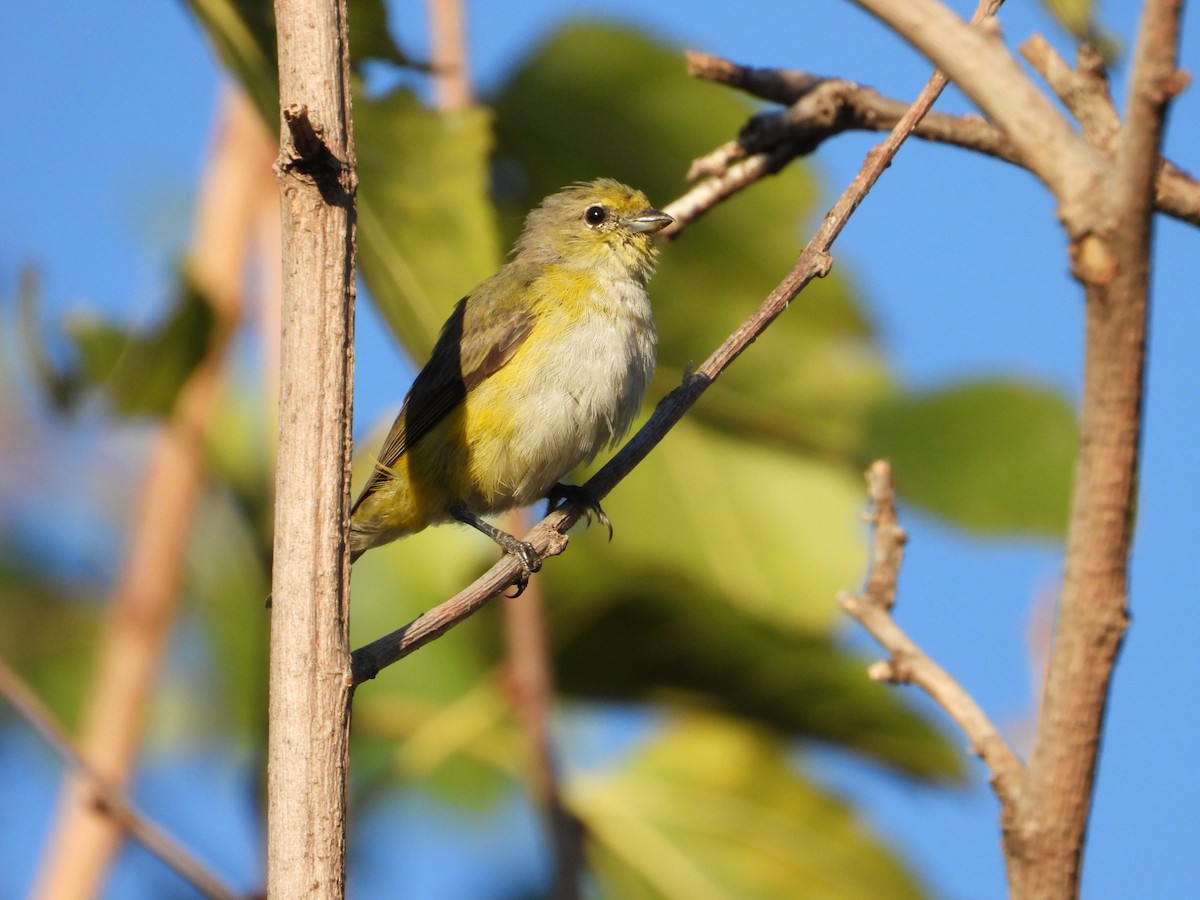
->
[352,279,536,511]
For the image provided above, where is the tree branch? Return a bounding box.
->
[1011,1,1184,895]
[853,0,1105,236]
[268,0,357,896]
[500,553,585,900]
[678,50,1200,229]
[838,462,1025,806]
[0,656,237,900]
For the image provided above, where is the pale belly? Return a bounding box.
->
[463,306,656,510]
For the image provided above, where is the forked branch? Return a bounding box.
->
[838,463,1026,805]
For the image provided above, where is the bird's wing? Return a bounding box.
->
[352,271,538,510]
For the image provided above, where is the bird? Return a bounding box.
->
[348,178,672,585]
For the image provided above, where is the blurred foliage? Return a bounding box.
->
[0,555,101,732]
[2,10,1087,900]
[866,380,1077,536]
[356,90,500,353]
[580,713,926,899]
[185,0,415,121]
[21,272,215,418]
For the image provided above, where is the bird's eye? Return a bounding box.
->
[584,205,607,227]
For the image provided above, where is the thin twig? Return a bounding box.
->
[0,656,238,900]
[351,0,1008,684]
[837,463,1026,804]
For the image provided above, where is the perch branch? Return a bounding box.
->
[838,462,1025,805]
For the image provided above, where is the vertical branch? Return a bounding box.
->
[31,89,270,900]
[1015,2,1183,895]
[268,0,357,896]
[426,0,473,110]
[501,516,584,900]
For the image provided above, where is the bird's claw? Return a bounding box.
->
[547,483,613,540]
[504,539,540,597]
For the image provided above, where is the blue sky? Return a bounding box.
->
[2,1,1198,898]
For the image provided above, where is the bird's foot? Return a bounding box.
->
[547,483,612,540]
[450,504,541,597]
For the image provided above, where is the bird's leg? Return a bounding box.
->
[450,503,541,596]
[546,483,612,540]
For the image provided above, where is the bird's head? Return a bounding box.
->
[514,178,673,284]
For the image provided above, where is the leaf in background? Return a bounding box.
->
[22,274,216,419]
[492,21,892,458]
[356,90,500,357]
[865,379,1077,537]
[0,556,101,732]
[185,0,278,121]
[347,522,521,808]
[187,484,271,745]
[576,713,928,899]
[548,562,963,782]
[186,0,416,122]
[559,417,867,634]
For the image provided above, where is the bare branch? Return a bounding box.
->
[853,0,1105,236]
[426,0,472,110]
[1011,1,1184,895]
[268,0,357,895]
[679,51,1200,230]
[838,462,1026,805]
[685,49,824,105]
[1021,38,1122,148]
[0,656,238,900]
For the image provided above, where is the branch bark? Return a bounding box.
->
[267,0,357,896]
[1011,2,1184,895]
[853,0,1106,237]
[679,51,1200,229]
[815,0,1184,894]
[838,463,1025,806]
[501,559,585,900]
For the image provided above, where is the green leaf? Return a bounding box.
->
[548,559,963,782]
[865,379,1077,536]
[356,91,500,356]
[23,275,216,419]
[346,520,520,807]
[186,0,417,122]
[560,417,867,634]
[492,21,892,458]
[576,714,929,899]
[0,557,101,732]
[185,0,278,121]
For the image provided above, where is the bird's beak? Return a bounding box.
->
[627,209,674,234]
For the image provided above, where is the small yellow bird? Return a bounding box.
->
[349,179,672,578]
